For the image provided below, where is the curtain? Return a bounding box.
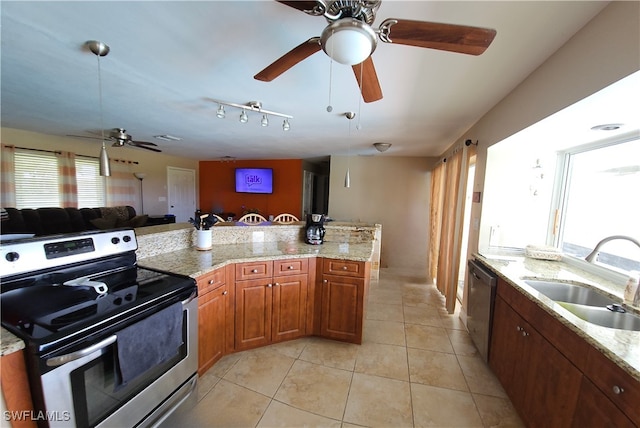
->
[435,149,466,313]
[428,161,445,282]
[56,151,78,208]
[0,145,16,207]
[106,159,136,207]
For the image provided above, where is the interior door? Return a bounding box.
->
[167,167,196,223]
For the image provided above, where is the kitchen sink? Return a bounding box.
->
[523,280,617,307]
[558,302,640,331]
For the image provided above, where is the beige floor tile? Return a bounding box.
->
[355,342,409,381]
[223,347,296,397]
[258,400,342,427]
[407,348,468,392]
[402,303,444,327]
[274,360,352,420]
[196,370,221,402]
[368,288,404,305]
[438,307,467,330]
[299,337,360,371]
[182,379,271,427]
[473,393,525,427]
[205,352,242,378]
[411,383,484,427]
[362,319,406,346]
[447,328,481,357]
[457,354,508,398]
[343,373,413,427]
[366,302,405,322]
[268,336,313,359]
[405,323,454,353]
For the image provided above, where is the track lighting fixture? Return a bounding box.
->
[465,139,478,146]
[212,99,292,130]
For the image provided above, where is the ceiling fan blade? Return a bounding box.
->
[133,144,162,153]
[384,19,496,55]
[352,57,383,103]
[276,1,319,13]
[130,140,158,146]
[254,37,321,82]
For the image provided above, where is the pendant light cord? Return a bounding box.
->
[97,54,106,149]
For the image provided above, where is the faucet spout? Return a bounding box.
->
[585,235,640,263]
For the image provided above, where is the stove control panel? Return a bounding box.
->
[1,229,138,278]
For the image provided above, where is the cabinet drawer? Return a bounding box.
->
[323,259,365,277]
[585,346,640,422]
[236,261,273,281]
[197,267,226,295]
[274,258,308,276]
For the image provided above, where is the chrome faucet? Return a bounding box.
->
[585,235,640,263]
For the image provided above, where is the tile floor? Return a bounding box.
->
[172,268,523,427]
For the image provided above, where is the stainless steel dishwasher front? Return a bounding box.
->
[467,259,497,362]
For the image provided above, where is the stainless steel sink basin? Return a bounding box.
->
[523,280,617,307]
[558,302,640,331]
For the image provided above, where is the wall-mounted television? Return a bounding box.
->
[235,168,273,194]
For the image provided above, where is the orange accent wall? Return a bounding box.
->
[199,159,303,219]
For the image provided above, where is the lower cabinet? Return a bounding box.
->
[196,266,232,376]
[234,259,309,351]
[490,296,582,426]
[319,258,370,344]
[490,277,639,426]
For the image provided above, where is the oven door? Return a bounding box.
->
[39,292,198,428]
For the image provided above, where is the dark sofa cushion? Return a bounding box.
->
[1,208,29,234]
[21,208,44,236]
[37,208,74,235]
[65,208,86,232]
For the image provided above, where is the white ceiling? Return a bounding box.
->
[1,1,610,160]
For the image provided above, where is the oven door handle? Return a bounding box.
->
[46,335,117,367]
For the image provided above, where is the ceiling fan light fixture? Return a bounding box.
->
[373,142,391,152]
[239,110,248,123]
[321,18,377,65]
[216,104,226,119]
[282,119,290,131]
[261,115,269,127]
[99,143,111,176]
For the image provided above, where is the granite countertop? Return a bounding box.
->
[476,253,640,381]
[138,241,374,278]
[1,327,25,357]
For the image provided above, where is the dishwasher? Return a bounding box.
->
[467,259,498,362]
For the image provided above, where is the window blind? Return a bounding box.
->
[14,151,59,209]
[76,157,105,207]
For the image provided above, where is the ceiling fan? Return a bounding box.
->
[68,128,162,152]
[254,0,497,103]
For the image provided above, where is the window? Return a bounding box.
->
[13,150,105,209]
[556,138,640,272]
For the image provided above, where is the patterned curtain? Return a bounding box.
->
[106,159,136,207]
[428,161,445,283]
[56,151,78,208]
[0,145,17,207]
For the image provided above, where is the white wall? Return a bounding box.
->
[1,128,199,215]
[328,155,436,269]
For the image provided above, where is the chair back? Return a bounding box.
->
[273,213,299,224]
[211,214,226,223]
[237,213,267,225]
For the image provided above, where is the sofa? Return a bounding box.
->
[1,206,148,237]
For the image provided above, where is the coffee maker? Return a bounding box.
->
[305,214,326,245]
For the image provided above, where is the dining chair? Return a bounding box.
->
[273,213,299,224]
[237,213,267,225]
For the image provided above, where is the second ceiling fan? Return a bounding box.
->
[254,0,497,103]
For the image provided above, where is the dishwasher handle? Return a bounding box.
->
[468,259,497,287]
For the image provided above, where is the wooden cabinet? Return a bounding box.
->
[196,266,233,375]
[0,350,36,428]
[319,258,370,344]
[490,277,639,427]
[234,259,309,351]
[490,296,582,427]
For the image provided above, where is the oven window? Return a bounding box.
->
[70,316,187,428]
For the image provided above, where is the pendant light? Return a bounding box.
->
[344,112,355,188]
[87,40,111,176]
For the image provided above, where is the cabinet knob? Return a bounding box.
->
[342,266,348,270]
[521,331,529,337]
[267,283,273,287]
[208,279,214,285]
[612,385,624,395]
[288,265,293,270]
[323,279,328,283]
[251,269,258,273]
[516,326,522,332]
[274,282,280,286]
[222,290,228,295]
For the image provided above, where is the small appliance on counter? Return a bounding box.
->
[305,213,326,245]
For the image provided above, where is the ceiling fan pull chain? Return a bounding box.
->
[327,29,334,112]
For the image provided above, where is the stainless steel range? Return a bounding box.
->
[1,229,198,428]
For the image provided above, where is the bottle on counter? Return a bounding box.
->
[623,270,640,306]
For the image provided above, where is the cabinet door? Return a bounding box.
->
[235,278,272,351]
[272,274,308,342]
[198,284,228,375]
[572,376,635,428]
[320,274,364,344]
[489,296,527,412]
